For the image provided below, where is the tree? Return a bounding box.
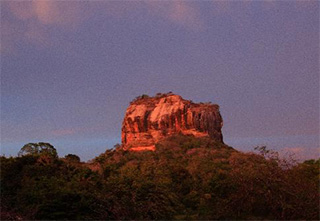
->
[18,142,57,158]
[64,154,80,163]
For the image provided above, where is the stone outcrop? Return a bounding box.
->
[121,93,223,151]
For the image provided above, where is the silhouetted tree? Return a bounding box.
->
[64,154,81,163]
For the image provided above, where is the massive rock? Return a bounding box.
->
[121,93,223,151]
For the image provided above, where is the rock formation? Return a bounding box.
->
[121,93,223,151]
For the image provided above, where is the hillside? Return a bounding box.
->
[1,135,319,220]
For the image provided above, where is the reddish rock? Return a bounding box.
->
[121,93,223,151]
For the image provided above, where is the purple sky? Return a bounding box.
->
[1,1,319,161]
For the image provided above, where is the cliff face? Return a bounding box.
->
[121,93,223,151]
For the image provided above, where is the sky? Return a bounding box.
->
[1,0,319,161]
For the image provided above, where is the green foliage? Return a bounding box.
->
[64,154,81,163]
[132,94,150,103]
[18,142,57,158]
[1,136,319,220]
[141,94,149,99]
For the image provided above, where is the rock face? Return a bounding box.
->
[121,93,223,151]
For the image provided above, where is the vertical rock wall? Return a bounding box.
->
[121,94,223,151]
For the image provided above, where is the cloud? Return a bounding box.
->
[6,1,35,20]
[2,0,205,54]
[33,0,86,27]
[2,0,87,53]
[32,0,55,24]
[145,1,204,30]
[6,0,85,26]
[167,1,204,30]
[6,0,204,29]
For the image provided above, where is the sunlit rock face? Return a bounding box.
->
[121,93,223,151]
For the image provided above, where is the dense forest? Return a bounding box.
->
[1,135,319,220]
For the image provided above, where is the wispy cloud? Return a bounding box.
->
[32,0,58,25]
[3,0,314,55]
[145,1,204,30]
[6,1,34,20]
[6,0,84,26]
[2,0,205,54]
[1,0,86,53]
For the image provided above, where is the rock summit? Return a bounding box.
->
[121,93,223,151]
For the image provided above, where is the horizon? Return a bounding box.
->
[1,1,319,161]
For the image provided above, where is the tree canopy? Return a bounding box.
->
[1,136,319,220]
[18,142,57,158]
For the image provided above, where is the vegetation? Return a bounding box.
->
[131,94,150,103]
[64,154,81,163]
[18,142,57,158]
[131,92,176,104]
[1,135,319,220]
